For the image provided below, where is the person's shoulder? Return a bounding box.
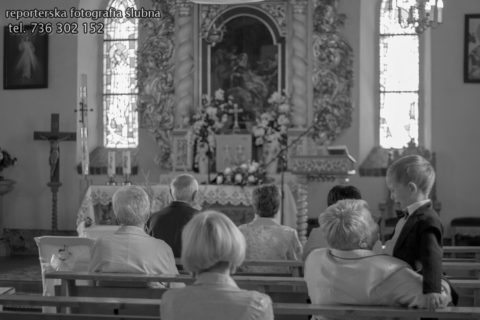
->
[236,288,271,306]
[238,223,248,231]
[246,290,272,308]
[161,286,188,303]
[148,208,169,221]
[150,236,173,249]
[305,247,329,263]
[368,253,411,272]
[415,206,442,228]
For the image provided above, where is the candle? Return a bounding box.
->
[436,0,443,23]
[81,127,89,176]
[122,150,131,175]
[108,151,116,176]
[80,74,87,103]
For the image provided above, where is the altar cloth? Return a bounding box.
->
[76,184,298,236]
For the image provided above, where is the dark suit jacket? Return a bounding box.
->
[393,203,443,294]
[145,201,199,258]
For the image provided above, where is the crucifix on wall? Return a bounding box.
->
[33,113,76,231]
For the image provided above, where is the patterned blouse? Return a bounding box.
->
[239,217,303,273]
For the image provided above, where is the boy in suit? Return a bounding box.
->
[385,154,449,310]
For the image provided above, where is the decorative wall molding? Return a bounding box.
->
[310,0,354,145]
[138,0,176,169]
[258,3,287,35]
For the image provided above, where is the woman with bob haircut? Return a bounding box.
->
[160,210,273,320]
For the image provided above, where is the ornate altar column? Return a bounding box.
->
[289,0,309,128]
[174,0,195,128]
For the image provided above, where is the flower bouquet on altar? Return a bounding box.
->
[191,89,230,173]
[214,161,268,186]
[252,91,291,174]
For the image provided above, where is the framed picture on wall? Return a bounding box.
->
[464,14,480,83]
[3,25,48,89]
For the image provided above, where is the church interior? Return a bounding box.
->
[1,0,480,316]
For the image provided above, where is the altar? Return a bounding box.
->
[76,183,298,237]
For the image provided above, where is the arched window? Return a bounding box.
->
[103,0,138,148]
[379,0,419,148]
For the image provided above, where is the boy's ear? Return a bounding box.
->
[407,182,418,193]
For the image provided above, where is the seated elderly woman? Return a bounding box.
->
[161,210,273,320]
[88,186,179,279]
[304,199,451,319]
[239,184,302,273]
[303,185,362,260]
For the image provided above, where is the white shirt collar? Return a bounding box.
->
[329,248,386,260]
[406,199,431,217]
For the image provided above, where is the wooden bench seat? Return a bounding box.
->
[2,295,480,319]
[45,270,480,307]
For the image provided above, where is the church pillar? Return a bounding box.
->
[174,0,195,128]
[289,0,308,128]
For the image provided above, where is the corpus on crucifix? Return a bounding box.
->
[33,113,76,231]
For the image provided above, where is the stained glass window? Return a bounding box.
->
[379,0,419,148]
[103,0,138,148]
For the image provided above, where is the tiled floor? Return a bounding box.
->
[0,256,42,293]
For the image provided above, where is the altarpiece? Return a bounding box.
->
[137,0,355,242]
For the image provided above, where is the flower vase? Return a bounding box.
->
[263,142,279,176]
[197,144,210,176]
[198,154,209,176]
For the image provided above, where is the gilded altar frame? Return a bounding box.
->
[138,0,353,170]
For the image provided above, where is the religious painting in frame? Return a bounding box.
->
[464,14,480,83]
[201,6,285,128]
[3,25,48,89]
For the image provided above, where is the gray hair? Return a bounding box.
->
[319,199,378,250]
[181,210,246,274]
[112,186,150,226]
[170,174,199,202]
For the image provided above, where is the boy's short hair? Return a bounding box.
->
[319,199,377,250]
[386,154,435,196]
[112,186,150,226]
[327,185,362,206]
[181,210,246,274]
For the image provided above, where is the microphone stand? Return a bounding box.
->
[263,123,317,220]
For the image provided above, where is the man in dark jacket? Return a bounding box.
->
[145,174,200,258]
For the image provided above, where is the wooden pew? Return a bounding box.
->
[46,270,480,306]
[0,294,160,320]
[46,271,308,307]
[2,295,480,319]
[273,303,480,319]
[444,246,480,262]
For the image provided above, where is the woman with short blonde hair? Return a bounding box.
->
[161,210,273,320]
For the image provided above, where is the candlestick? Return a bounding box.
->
[108,151,116,177]
[122,150,131,175]
[80,127,89,176]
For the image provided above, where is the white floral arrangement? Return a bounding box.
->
[191,89,231,167]
[214,161,267,186]
[252,90,291,147]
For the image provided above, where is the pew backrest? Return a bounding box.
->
[2,295,480,320]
